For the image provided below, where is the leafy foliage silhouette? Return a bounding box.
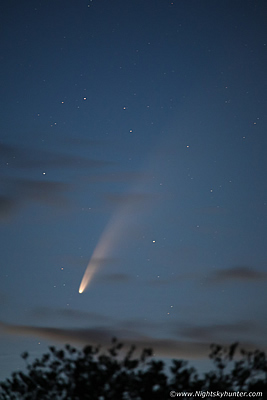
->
[0,339,266,399]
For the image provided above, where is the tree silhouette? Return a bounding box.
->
[0,339,266,399]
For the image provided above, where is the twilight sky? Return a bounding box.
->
[0,0,267,379]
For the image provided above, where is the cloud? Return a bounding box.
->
[1,318,265,360]
[31,307,111,323]
[0,195,18,219]
[0,177,71,219]
[145,265,267,287]
[0,143,20,159]
[0,142,113,170]
[209,266,267,283]
[0,322,264,359]
[13,178,71,206]
[147,272,199,286]
[179,321,254,342]
[0,321,213,360]
[95,272,132,284]
[83,171,151,184]
[0,140,116,220]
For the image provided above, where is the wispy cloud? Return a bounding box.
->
[83,171,151,184]
[178,321,255,342]
[0,195,17,219]
[0,321,212,359]
[95,272,132,284]
[0,142,113,170]
[0,140,116,219]
[0,177,71,219]
[208,266,267,283]
[147,272,199,286]
[0,320,262,360]
[30,307,111,323]
[13,178,70,205]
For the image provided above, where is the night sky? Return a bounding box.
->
[1,0,267,379]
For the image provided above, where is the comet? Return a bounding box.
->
[78,210,126,293]
[78,167,158,293]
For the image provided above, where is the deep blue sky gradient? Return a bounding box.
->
[0,0,267,379]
